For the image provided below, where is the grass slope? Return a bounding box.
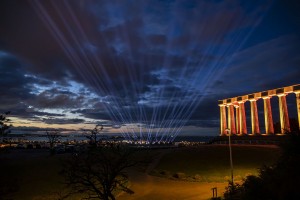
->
[152,145,281,182]
[0,145,281,199]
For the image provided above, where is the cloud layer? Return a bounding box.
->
[0,0,299,136]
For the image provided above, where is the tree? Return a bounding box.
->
[61,144,136,200]
[0,111,12,141]
[46,130,60,155]
[223,181,243,200]
[85,124,104,146]
[223,131,300,200]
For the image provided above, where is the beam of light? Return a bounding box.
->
[30,0,272,143]
[31,0,136,141]
[154,2,272,142]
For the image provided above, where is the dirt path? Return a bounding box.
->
[118,171,227,200]
[118,149,227,200]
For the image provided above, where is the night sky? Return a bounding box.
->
[0,0,299,137]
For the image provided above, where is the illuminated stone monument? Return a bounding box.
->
[218,84,300,136]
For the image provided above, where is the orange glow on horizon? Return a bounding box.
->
[9,116,97,131]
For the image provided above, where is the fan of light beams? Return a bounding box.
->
[31,0,269,143]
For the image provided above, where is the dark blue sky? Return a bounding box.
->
[0,0,299,137]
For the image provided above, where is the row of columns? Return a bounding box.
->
[219,89,300,136]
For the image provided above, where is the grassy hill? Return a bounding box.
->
[0,145,281,199]
[151,145,281,182]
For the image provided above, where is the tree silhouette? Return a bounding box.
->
[223,131,300,200]
[85,124,104,146]
[46,130,60,155]
[61,144,136,200]
[0,111,12,140]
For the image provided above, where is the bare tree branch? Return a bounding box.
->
[61,144,138,200]
[0,111,12,139]
[46,130,60,155]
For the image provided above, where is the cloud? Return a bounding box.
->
[32,88,84,109]
[71,109,111,121]
[0,52,36,110]
[0,0,299,136]
[42,118,85,125]
[214,35,300,98]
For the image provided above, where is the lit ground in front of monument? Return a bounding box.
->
[0,145,281,200]
[151,145,280,182]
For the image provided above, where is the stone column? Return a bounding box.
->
[278,94,290,134]
[263,97,274,134]
[227,104,236,135]
[238,101,247,135]
[250,99,260,134]
[296,92,300,131]
[234,104,239,135]
[219,104,227,136]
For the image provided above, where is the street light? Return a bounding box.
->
[225,128,234,184]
